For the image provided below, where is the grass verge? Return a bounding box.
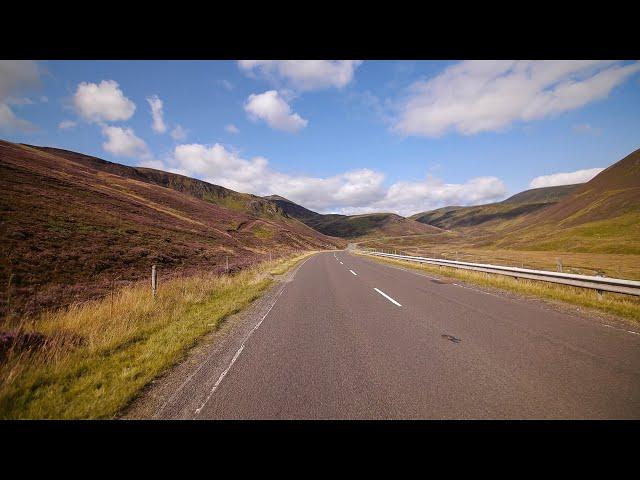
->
[0,251,316,419]
[360,254,640,323]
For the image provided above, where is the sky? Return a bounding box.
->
[1,60,639,216]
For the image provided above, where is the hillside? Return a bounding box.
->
[410,184,579,230]
[0,141,343,318]
[264,195,442,239]
[264,194,320,222]
[493,148,640,253]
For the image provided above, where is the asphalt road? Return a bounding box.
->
[145,251,640,419]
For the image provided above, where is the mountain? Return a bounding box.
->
[264,195,442,239]
[410,184,580,230]
[264,195,320,222]
[493,148,640,253]
[0,141,344,317]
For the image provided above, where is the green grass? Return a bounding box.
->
[0,251,315,419]
[360,254,640,323]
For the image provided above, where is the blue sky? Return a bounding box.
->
[1,60,639,215]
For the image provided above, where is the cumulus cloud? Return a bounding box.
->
[146,142,507,216]
[58,120,77,130]
[225,124,239,134]
[238,60,362,91]
[244,90,307,133]
[101,125,150,158]
[73,80,136,123]
[0,60,41,131]
[170,125,187,140]
[359,176,508,216]
[394,60,640,137]
[146,95,167,133]
[529,167,605,188]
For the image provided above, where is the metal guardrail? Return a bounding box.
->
[358,251,640,297]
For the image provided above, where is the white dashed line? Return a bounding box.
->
[350,270,358,276]
[340,261,343,265]
[374,288,402,307]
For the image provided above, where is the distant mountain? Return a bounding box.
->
[0,141,344,317]
[410,184,580,230]
[264,195,442,239]
[494,148,640,253]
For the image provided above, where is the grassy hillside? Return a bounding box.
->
[493,148,640,254]
[0,140,343,318]
[264,195,442,239]
[410,184,579,230]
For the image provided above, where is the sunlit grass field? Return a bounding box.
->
[0,252,314,419]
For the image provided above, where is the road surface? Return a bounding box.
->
[130,251,640,419]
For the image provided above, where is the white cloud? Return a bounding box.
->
[225,124,239,134]
[146,95,167,133]
[0,103,36,132]
[244,90,307,133]
[170,125,187,140]
[394,60,640,137]
[73,80,136,123]
[101,125,150,158]
[145,142,506,216]
[0,60,41,131]
[58,120,77,130]
[238,60,362,91]
[529,167,604,188]
[342,175,508,216]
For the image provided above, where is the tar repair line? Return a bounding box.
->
[374,288,402,307]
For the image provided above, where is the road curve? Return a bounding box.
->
[160,251,640,419]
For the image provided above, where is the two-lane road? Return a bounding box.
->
[178,251,640,419]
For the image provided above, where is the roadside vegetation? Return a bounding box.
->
[0,251,315,419]
[361,254,640,323]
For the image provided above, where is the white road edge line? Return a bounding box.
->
[374,287,402,307]
[189,254,313,418]
[350,270,358,276]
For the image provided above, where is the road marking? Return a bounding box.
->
[340,261,344,264]
[186,255,315,418]
[350,270,358,276]
[374,288,402,307]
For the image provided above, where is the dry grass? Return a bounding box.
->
[361,254,640,323]
[0,251,315,419]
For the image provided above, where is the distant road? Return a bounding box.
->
[143,251,640,419]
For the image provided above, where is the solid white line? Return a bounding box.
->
[374,288,402,307]
[350,270,358,276]
[189,254,315,418]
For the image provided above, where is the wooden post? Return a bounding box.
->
[597,272,604,300]
[151,265,157,297]
[226,256,229,273]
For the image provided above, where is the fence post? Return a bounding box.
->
[557,258,563,273]
[226,256,229,273]
[597,272,604,300]
[151,264,157,297]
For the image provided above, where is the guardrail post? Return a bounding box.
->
[151,264,157,298]
[557,258,563,273]
[597,272,604,300]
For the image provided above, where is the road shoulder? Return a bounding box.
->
[120,254,315,419]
